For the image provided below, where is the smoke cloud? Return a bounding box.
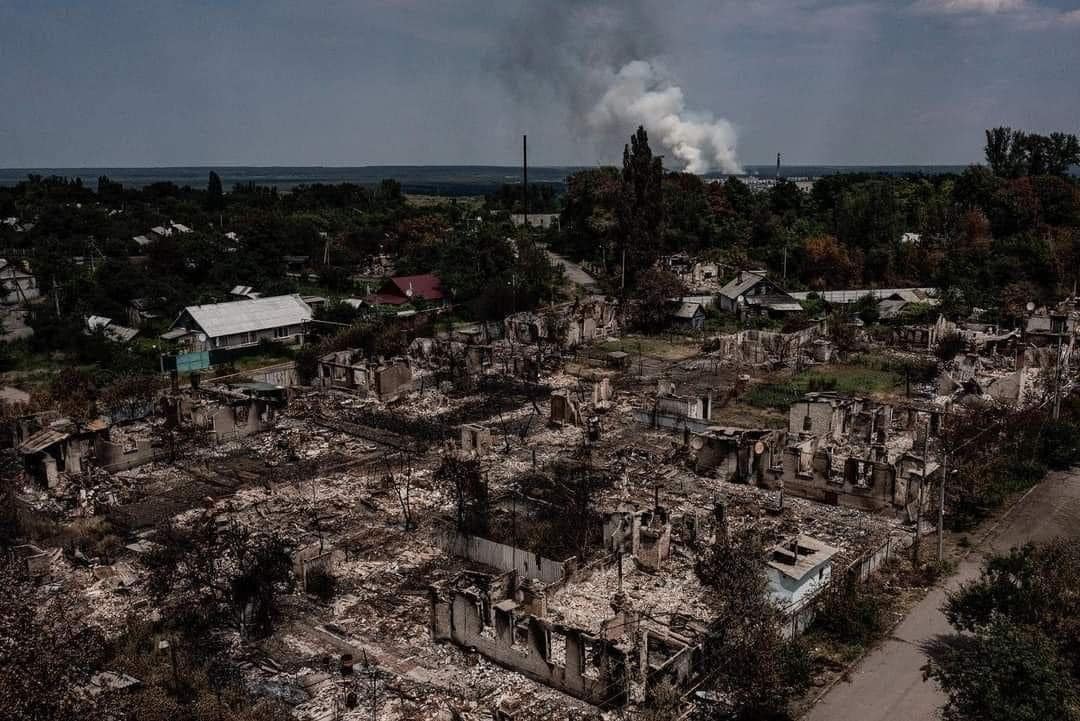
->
[587,60,740,174]
[498,1,741,174]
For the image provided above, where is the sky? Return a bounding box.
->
[0,0,1078,169]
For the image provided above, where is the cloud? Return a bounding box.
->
[914,0,1026,13]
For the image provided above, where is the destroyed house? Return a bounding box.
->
[892,315,953,350]
[0,259,39,305]
[166,294,312,351]
[315,350,413,401]
[1025,312,1077,347]
[772,435,918,514]
[769,398,939,515]
[430,571,632,708]
[85,315,139,344]
[686,427,782,483]
[127,297,167,328]
[430,558,706,710]
[636,379,712,434]
[17,419,108,487]
[503,296,619,349]
[788,392,861,443]
[165,386,281,440]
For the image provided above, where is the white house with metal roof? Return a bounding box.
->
[166,294,312,352]
[766,534,838,607]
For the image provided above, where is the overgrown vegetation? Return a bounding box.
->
[945,395,1080,529]
[552,125,1080,324]
[745,364,906,410]
[695,529,812,720]
[924,539,1080,721]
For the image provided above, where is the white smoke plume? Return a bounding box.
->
[586,60,741,174]
[499,1,741,175]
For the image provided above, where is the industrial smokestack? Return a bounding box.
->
[776,153,782,180]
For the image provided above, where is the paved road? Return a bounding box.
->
[542,247,598,291]
[804,468,1080,721]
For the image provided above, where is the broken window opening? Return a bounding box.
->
[549,631,567,668]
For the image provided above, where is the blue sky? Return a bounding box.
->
[0,0,1077,167]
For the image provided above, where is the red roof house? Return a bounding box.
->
[365,273,445,306]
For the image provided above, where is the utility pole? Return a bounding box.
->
[522,134,528,237]
[914,419,930,566]
[937,408,948,562]
[621,247,626,293]
[1053,333,1064,420]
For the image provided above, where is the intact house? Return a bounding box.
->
[667,300,706,331]
[766,535,838,608]
[0,258,39,305]
[363,273,445,307]
[164,294,312,352]
[717,270,802,320]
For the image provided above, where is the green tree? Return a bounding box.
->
[925,618,1080,721]
[616,126,664,291]
[634,267,686,332]
[206,171,224,212]
[696,528,811,719]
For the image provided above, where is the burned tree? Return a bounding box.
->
[436,455,489,536]
[144,519,295,639]
[99,372,161,421]
[382,452,417,531]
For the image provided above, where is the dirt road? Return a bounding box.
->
[804,468,1080,721]
[541,247,598,292]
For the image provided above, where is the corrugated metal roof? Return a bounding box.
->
[767,535,838,582]
[17,427,69,454]
[789,287,938,304]
[179,294,312,339]
[718,271,771,299]
[745,294,804,312]
[383,274,444,301]
[670,301,704,319]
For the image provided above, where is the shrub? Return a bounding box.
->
[935,332,966,362]
[812,580,888,648]
[305,568,337,603]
